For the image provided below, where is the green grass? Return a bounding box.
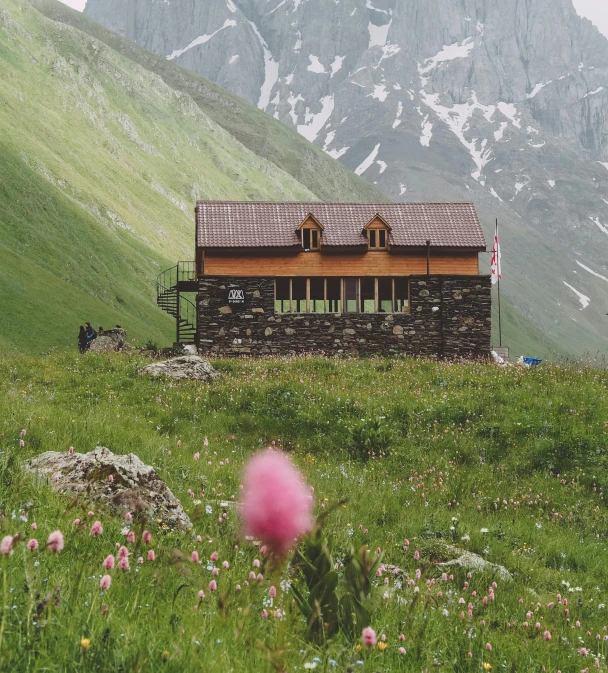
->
[1,353,608,671]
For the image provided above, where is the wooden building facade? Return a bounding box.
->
[159,201,492,356]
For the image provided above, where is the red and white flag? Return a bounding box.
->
[490,221,502,285]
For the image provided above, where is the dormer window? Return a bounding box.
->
[363,214,391,251]
[297,214,323,252]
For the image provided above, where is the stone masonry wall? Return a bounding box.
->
[196,276,491,358]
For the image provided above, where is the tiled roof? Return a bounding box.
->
[195,201,486,250]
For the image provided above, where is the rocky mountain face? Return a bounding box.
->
[85,0,608,357]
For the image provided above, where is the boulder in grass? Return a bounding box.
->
[25,447,192,530]
[89,328,129,353]
[138,355,219,381]
[437,547,512,581]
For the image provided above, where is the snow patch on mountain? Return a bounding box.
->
[563,281,590,309]
[590,216,608,235]
[497,102,522,129]
[307,55,326,73]
[248,21,279,111]
[297,95,334,142]
[330,56,345,77]
[355,143,381,175]
[576,260,608,283]
[525,81,552,99]
[420,116,433,146]
[368,20,391,48]
[419,37,474,75]
[166,19,236,60]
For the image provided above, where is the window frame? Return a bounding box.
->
[274,278,410,314]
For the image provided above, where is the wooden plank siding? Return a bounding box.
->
[201,249,480,277]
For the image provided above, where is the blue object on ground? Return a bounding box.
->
[523,358,542,366]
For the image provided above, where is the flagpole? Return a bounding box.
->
[496,218,502,348]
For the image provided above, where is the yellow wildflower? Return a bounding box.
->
[80,638,91,650]
[378,642,388,652]
[483,664,492,671]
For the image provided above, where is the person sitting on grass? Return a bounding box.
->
[78,326,88,354]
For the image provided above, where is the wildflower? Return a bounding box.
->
[125,512,132,522]
[27,539,38,552]
[256,573,263,582]
[269,586,277,598]
[194,452,200,461]
[361,627,377,647]
[20,429,26,437]
[192,551,199,563]
[68,446,74,454]
[211,551,219,561]
[249,571,256,580]
[100,575,111,591]
[398,647,406,655]
[378,642,388,652]
[235,585,241,591]
[108,474,113,482]
[253,559,260,568]
[47,531,64,553]
[137,556,143,564]
[414,550,420,560]
[142,530,152,544]
[118,546,129,560]
[90,521,103,537]
[240,449,313,557]
[482,665,492,671]
[222,561,229,569]
[1,535,14,556]
[209,580,217,592]
[80,638,91,651]
[31,523,37,531]
[148,550,155,561]
[19,440,25,448]
[126,531,135,544]
[103,555,115,570]
[162,650,170,662]
[212,568,219,576]
[399,633,405,641]
[261,609,268,619]
[486,643,492,651]
[543,631,551,641]
[580,648,588,656]
[118,557,130,571]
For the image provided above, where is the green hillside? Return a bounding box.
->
[0,0,384,354]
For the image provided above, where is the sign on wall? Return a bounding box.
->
[227,288,245,305]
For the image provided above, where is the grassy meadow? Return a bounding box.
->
[1,352,608,671]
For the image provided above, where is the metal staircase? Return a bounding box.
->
[156,261,197,344]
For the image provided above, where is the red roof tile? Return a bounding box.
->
[195,201,486,250]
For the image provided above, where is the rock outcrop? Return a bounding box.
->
[139,355,219,381]
[89,328,128,353]
[25,447,192,530]
[437,546,512,582]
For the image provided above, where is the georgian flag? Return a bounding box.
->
[490,221,502,285]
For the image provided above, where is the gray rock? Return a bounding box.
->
[437,547,512,581]
[24,447,191,530]
[138,355,219,381]
[89,328,128,353]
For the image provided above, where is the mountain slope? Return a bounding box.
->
[84,0,608,358]
[0,0,381,353]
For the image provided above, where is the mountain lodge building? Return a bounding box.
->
[156,201,491,357]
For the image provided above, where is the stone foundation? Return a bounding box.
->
[196,276,491,358]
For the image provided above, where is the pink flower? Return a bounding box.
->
[118,546,129,560]
[249,571,256,580]
[253,559,260,568]
[398,647,406,655]
[212,568,219,576]
[194,453,200,461]
[118,557,130,571]
[125,512,132,522]
[261,609,268,619]
[19,440,24,448]
[362,627,377,647]
[204,437,209,447]
[47,531,64,553]
[256,573,263,582]
[240,449,313,557]
[31,523,37,531]
[210,551,219,562]
[90,521,103,537]
[103,555,115,569]
[192,551,199,563]
[126,531,135,544]
[543,631,551,641]
[73,519,81,527]
[222,561,229,569]
[137,556,143,564]
[209,580,217,592]
[100,575,111,591]
[235,585,241,591]
[414,550,420,560]
[269,586,277,599]
[0,536,14,556]
[580,648,588,656]
[148,550,155,561]
[486,643,492,652]
[177,440,181,448]
[198,590,205,599]
[27,539,38,552]
[68,446,74,454]
[20,429,26,437]
[142,531,152,544]
[399,633,405,641]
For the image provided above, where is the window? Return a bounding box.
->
[274,278,410,314]
[368,228,388,250]
[395,277,410,313]
[301,227,320,251]
[360,277,375,313]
